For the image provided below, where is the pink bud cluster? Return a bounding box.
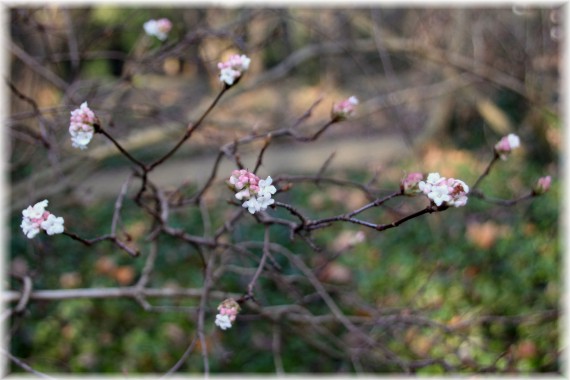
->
[331,96,359,120]
[69,102,98,150]
[534,175,551,195]
[228,169,276,214]
[218,54,251,86]
[143,18,172,41]
[401,172,425,195]
[20,200,65,239]
[495,133,520,160]
[419,173,470,208]
[215,298,241,330]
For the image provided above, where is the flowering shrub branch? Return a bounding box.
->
[6,10,558,376]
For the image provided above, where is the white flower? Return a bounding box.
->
[22,200,48,219]
[144,18,172,41]
[427,184,451,207]
[426,172,442,185]
[215,314,232,330]
[446,179,470,208]
[219,67,240,86]
[20,218,41,239]
[257,195,275,210]
[419,173,437,193]
[258,176,276,198]
[41,214,65,235]
[507,134,520,149]
[70,129,94,150]
[235,189,251,201]
[237,55,251,71]
[242,197,262,214]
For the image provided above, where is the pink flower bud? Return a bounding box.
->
[331,96,358,121]
[401,172,424,195]
[534,176,551,195]
[494,133,520,159]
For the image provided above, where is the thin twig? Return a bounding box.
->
[147,87,228,171]
[246,226,271,298]
[253,134,272,174]
[63,231,139,257]
[471,153,500,190]
[0,347,57,379]
[111,172,133,235]
[160,334,199,378]
[96,126,146,171]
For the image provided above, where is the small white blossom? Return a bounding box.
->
[70,130,94,150]
[22,199,48,219]
[41,214,65,235]
[427,184,451,207]
[215,314,232,330]
[258,176,276,198]
[242,197,262,214]
[219,67,240,86]
[20,218,41,239]
[144,18,172,41]
[257,195,275,210]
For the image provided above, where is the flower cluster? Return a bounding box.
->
[143,18,172,41]
[401,172,425,196]
[215,298,241,330]
[331,96,359,121]
[495,133,520,160]
[69,102,98,150]
[218,54,251,86]
[228,169,276,214]
[21,200,65,239]
[419,173,470,208]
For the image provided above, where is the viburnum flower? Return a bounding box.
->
[494,133,520,160]
[20,200,65,239]
[418,172,470,208]
[445,178,470,207]
[401,172,424,195]
[143,18,172,41]
[69,102,99,150]
[215,298,241,330]
[533,175,552,195]
[218,54,251,86]
[331,96,359,121]
[228,170,276,214]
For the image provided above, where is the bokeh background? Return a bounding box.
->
[4,6,562,374]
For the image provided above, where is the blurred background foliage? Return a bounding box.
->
[5,5,561,375]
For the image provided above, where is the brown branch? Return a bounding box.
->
[147,86,228,171]
[63,231,139,257]
[246,226,271,299]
